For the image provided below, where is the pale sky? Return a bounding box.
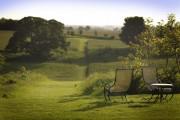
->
[0,0,180,26]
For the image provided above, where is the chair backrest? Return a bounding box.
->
[142,67,159,85]
[110,69,133,92]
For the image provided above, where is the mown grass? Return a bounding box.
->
[0,31,14,50]
[0,77,180,120]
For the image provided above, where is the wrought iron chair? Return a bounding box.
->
[104,68,133,101]
[141,67,174,102]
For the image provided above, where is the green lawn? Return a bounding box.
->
[0,77,180,120]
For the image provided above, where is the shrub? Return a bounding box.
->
[157,67,178,83]
[157,67,180,92]
[82,72,114,95]
[129,69,142,94]
[0,66,29,85]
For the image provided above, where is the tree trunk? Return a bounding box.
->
[175,54,180,73]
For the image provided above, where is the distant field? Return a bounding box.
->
[0,30,14,50]
[67,36,87,52]
[66,27,120,39]
[87,39,128,50]
[86,39,130,63]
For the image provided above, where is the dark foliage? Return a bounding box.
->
[120,16,145,44]
[0,18,18,30]
[6,16,69,59]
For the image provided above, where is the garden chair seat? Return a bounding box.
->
[104,68,133,101]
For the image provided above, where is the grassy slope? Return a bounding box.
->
[7,62,86,81]
[88,61,129,74]
[0,78,180,120]
[0,31,14,50]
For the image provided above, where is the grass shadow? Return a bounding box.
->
[73,101,114,111]
[73,99,133,112]
[128,103,150,108]
[58,94,90,103]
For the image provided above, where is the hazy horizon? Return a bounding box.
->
[0,0,180,26]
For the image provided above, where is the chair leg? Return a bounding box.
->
[147,93,154,101]
[167,89,174,101]
[124,95,127,102]
[168,92,174,101]
[143,91,156,102]
[108,91,111,101]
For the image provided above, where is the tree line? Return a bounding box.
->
[4,16,69,59]
[0,15,179,66]
[120,14,179,72]
[0,18,17,30]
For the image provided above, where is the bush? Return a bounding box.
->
[0,66,29,85]
[129,69,142,94]
[157,67,177,83]
[82,72,114,95]
[0,68,48,98]
[157,67,180,92]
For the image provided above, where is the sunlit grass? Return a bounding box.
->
[67,37,87,52]
[0,77,180,120]
[0,30,14,50]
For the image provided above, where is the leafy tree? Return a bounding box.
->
[85,26,90,31]
[78,26,83,35]
[155,14,180,70]
[120,16,145,44]
[131,18,162,67]
[6,17,69,59]
[136,19,159,64]
[66,27,74,35]
[70,31,75,36]
[131,14,180,72]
